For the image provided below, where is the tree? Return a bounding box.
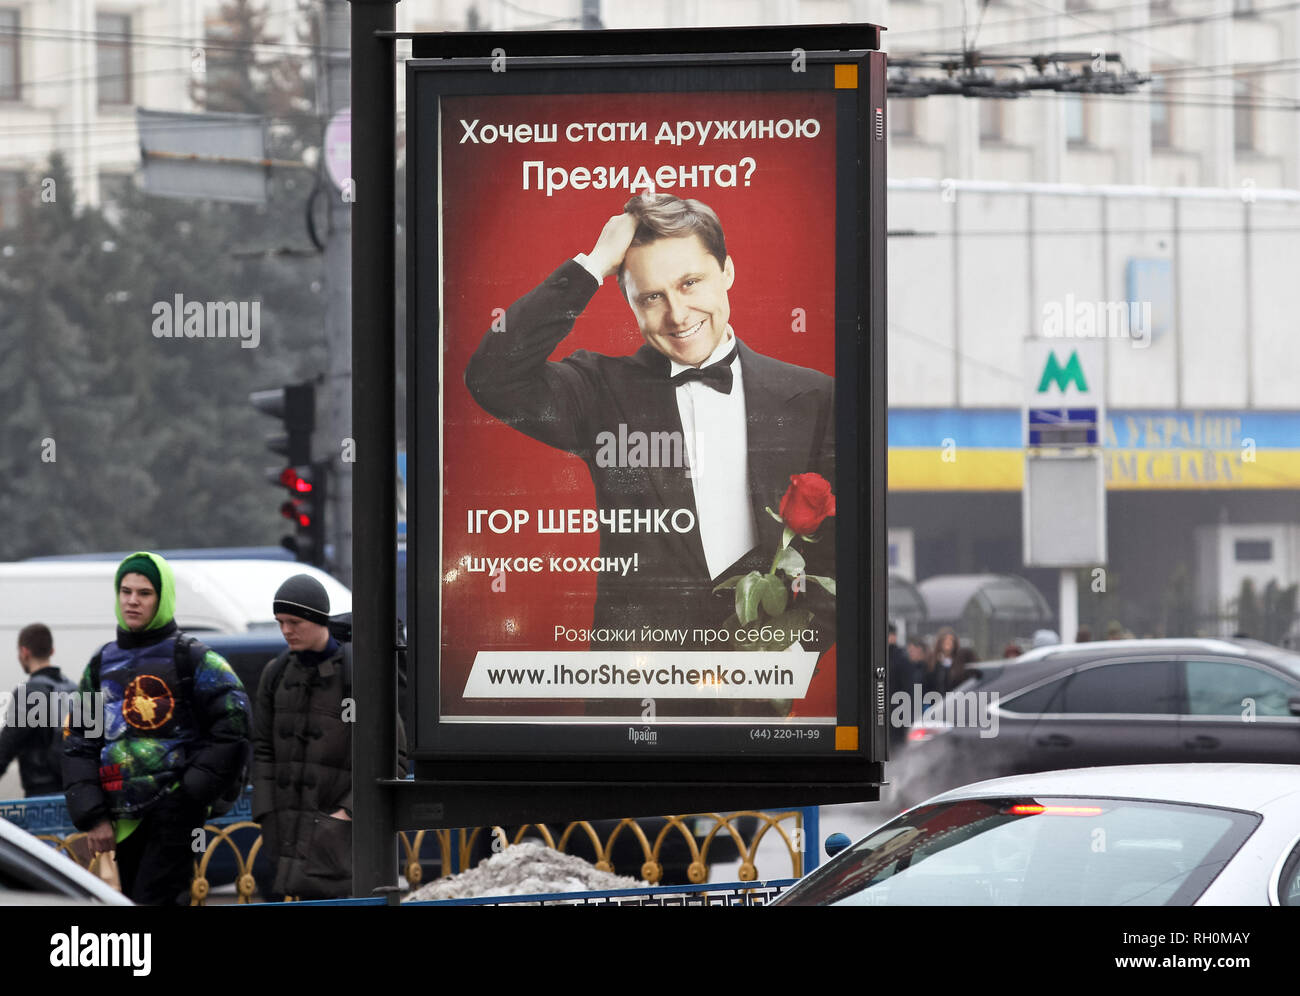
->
[0,4,338,559]
[0,156,151,556]
[190,0,318,161]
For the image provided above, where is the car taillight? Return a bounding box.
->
[907,724,952,744]
[1005,804,1104,816]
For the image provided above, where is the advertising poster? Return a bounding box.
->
[409,57,879,756]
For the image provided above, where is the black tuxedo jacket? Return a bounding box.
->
[465,259,835,651]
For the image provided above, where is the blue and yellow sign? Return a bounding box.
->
[890,409,1300,491]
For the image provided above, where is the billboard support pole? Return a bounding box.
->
[349,0,398,898]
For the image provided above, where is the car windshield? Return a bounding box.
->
[777,797,1259,906]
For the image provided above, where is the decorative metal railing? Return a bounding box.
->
[2,790,819,905]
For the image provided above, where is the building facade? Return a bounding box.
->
[4,0,1296,637]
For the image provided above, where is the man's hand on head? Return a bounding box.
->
[587,212,639,279]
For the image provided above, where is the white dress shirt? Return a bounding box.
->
[671,331,757,579]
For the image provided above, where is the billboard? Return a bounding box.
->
[407,47,886,775]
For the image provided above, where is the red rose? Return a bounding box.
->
[778,473,836,535]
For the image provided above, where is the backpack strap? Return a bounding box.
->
[263,648,293,698]
[173,634,198,695]
[173,633,209,731]
[88,649,104,691]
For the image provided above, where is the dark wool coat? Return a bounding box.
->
[252,644,356,900]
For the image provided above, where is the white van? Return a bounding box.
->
[0,559,351,800]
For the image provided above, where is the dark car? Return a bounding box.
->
[893,637,1300,810]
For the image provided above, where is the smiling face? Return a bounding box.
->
[118,573,159,632]
[621,234,735,368]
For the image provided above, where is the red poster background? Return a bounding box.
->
[437,90,838,716]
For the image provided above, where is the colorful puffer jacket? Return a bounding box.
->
[62,553,251,831]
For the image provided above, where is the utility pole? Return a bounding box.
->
[322,0,354,586]
[348,0,398,898]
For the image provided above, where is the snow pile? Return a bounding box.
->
[403,841,649,903]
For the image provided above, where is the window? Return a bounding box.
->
[96,12,132,106]
[1065,94,1087,146]
[1001,677,1068,715]
[1280,841,1300,906]
[1150,76,1171,147]
[0,8,18,101]
[980,99,1004,141]
[1234,77,1254,151]
[1059,660,1180,714]
[1185,660,1298,717]
[1234,539,1272,562]
[780,798,1258,907]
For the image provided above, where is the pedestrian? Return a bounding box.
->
[0,623,77,796]
[62,552,252,905]
[905,635,927,677]
[923,628,964,695]
[252,574,406,900]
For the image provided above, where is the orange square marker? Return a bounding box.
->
[834,64,859,89]
[835,726,859,750]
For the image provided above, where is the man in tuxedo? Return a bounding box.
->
[464,194,834,662]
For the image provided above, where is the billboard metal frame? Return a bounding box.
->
[350,6,886,894]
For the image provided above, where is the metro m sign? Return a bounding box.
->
[1024,340,1105,450]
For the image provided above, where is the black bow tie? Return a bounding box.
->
[669,344,739,394]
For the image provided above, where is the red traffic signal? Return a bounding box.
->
[278,466,315,494]
[279,499,313,529]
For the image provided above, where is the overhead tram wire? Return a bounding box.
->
[887,0,1231,38]
[1011,0,1300,110]
[0,22,334,58]
[888,0,1300,108]
[975,0,1300,52]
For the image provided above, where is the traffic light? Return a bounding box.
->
[250,383,314,466]
[277,462,328,566]
[251,383,328,566]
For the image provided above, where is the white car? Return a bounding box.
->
[774,764,1300,906]
[0,817,132,905]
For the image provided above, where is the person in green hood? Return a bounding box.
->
[62,552,252,905]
